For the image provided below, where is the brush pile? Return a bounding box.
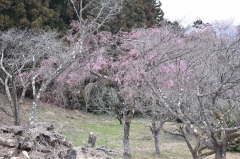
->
[0,122,74,159]
[0,122,115,159]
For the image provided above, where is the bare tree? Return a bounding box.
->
[141,22,240,159]
[0,29,67,125]
[136,95,170,155]
[83,79,124,124]
[86,71,136,158]
[150,113,170,155]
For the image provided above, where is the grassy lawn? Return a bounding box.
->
[34,103,193,159]
[2,100,238,159]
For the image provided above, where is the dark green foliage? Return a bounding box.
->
[1,0,164,31]
[227,119,240,152]
[227,119,236,127]
[228,138,240,152]
[104,0,164,32]
[0,0,75,30]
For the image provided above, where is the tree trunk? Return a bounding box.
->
[28,96,41,128]
[117,115,123,125]
[151,120,160,155]
[123,121,131,158]
[12,77,20,126]
[13,104,20,126]
[28,81,48,128]
[153,131,160,155]
[215,145,227,159]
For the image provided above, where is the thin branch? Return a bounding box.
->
[0,105,13,117]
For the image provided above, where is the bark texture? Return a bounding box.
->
[153,131,160,155]
[215,145,227,159]
[123,121,131,158]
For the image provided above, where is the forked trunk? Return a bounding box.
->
[215,145,227,159]
[123,121,131,158]
[28,81,48,128]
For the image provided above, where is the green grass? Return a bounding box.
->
[26,103,238,159]
[34,104,193,159]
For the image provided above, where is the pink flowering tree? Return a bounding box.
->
[119,25,190,155]
[0,0,122,127]
[44,23,188,157]
[83,21,240,158]
[139,22,240,159]
[27,0,122,127]
[41,21,240,159]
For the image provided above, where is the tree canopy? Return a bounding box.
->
[105,0,164,32]
[0,0,76,30]
[0,0,164,31]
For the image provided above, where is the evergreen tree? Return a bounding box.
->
[0,0,75,30]
[0,0,164,31]
[106,0,164,32]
